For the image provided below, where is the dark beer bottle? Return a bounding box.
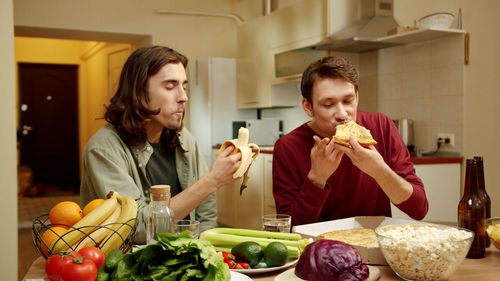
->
[474,156,491,247]
[458,158,486,258]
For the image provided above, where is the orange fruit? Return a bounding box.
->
[40,226,68,255]
[49,201,82,227]
[82,198,105,217]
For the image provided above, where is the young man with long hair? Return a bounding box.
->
[80,46,241,243]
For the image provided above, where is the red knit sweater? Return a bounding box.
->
[272,111,428,226]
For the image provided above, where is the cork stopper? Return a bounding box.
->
[150,185,171,201]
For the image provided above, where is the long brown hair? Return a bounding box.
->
[105,46,188,146]
[301,56,359,103]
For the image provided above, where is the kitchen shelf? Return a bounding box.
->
[378,28,466,44]
[318,28,467,53]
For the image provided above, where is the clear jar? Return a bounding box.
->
[146,185,175,244]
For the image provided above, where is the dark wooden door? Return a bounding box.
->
[18,63,79,189]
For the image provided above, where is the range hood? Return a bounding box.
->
[314,0,401,53]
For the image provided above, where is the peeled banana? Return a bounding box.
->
[99,193,138,255]
[219,127,260,195]
[50,192,119,253]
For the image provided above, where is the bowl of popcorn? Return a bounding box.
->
[375,224,473,281]
[486,217,500,250]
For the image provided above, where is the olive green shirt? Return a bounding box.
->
[80,124,217,244]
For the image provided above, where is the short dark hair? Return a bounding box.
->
[105,45,188,146]
[300,56,359,103]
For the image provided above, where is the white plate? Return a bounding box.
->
[231,259,298,274]
[230,271,252,281]
[274,265,380,281]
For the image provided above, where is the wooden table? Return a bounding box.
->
[23,248,500,280]
[252,248,500,281]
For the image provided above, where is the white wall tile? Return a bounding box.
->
[431,35,464,68]
[431,65,464,96]
[401,41,432,72]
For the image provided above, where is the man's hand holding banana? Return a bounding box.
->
[219,127,260,194]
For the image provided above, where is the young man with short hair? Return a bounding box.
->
[273,56,428,226]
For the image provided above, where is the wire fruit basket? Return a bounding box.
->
[32,214,137,259]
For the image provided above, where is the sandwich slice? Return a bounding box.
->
[333,121,377,148]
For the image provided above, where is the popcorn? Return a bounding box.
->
[376,224,473,281]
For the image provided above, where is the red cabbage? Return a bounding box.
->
[295,239,369,281]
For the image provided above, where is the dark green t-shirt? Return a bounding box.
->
[146,142,182,197]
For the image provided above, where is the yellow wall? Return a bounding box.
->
[79,43,131,145]
[15,38,131,173]
[1,0,18,279]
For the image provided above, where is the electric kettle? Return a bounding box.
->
[393,119,415,151]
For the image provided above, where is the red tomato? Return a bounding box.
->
[78,246,105,268]
[45,250,81,281]
[60,257,97,281]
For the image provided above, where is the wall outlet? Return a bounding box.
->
[437,133,455,148]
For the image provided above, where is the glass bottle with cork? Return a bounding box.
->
[458,158,486,258]
[146,185,175,244]
[474,156,491,247]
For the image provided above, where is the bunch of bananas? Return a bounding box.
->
[219,127,260,195]
[49,191,138,255]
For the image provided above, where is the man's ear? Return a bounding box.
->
[302,98,314,117]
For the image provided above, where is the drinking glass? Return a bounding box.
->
[175,220,200,239]
[262,214,291,233]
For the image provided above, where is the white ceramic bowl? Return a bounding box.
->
[375,224,473,281]
[419,12,454,29]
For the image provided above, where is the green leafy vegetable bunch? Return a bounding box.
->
[107,231,230,281]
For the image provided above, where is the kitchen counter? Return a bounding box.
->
[410,156,462,165]
[23,247,500,280]
[214,145,463,160]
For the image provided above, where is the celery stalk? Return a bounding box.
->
[200,228,308,258]
[208,228,302,240]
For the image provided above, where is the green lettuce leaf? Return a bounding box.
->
[114,231,230,281]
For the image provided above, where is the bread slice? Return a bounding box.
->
[333,121,377,148]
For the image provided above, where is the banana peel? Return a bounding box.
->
[219,127,260,195]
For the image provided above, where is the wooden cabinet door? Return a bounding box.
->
[215,150,265,230]
[391,163,461,224]
[237,16,273,108]
[263,154,276,215]
[234,156,264,230]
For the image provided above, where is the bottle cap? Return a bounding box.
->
[151,185,171,201]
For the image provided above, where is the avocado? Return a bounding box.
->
[231,241,263,267]
[263,241,288,267]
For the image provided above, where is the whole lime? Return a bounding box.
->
[263,241,288,267]
[231,241,263,267]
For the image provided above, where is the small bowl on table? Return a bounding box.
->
[375,224,473,281]
[486,217,500,250]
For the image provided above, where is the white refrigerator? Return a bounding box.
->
[188,57,256,164]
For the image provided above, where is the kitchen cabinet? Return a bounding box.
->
[237,15,301,109]
[215,150,270,230]
[391,162,461,224]
[269,0,325,50]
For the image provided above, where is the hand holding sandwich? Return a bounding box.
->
[335,135,413,205]
[307,135,344,188]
